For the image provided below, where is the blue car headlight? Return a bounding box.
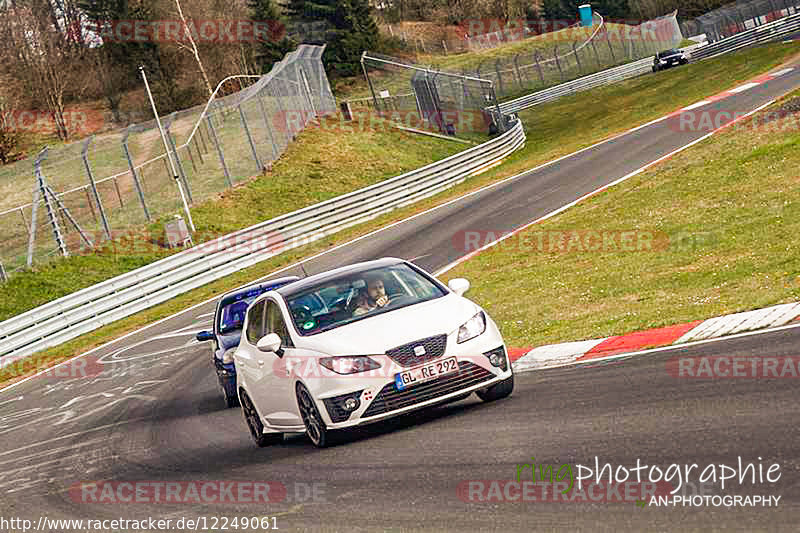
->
[457,311,486,344]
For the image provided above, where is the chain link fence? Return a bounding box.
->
[0,44,335,279]
[358,11,683,114]
[680,0,800,42]
[360,52,508,138]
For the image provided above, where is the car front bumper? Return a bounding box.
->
[315,342,513,430]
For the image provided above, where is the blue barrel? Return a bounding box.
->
[579,4,593,27]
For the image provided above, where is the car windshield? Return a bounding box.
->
[218,296,259,334]
[660,49,679,56]
[285,263,447,335]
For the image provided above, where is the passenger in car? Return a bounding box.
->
[352,288,375,316]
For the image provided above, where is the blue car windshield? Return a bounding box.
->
[218,298,257,334]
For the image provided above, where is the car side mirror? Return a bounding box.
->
[448,278,470,296]
[257,333,283,355]
[196,330,215,342]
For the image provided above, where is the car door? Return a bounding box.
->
[235,299,267,406]
[256,298,303,428]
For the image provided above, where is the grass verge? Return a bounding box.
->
[1,42,799,388]
[441,89,800,348]
[0,120,463,322]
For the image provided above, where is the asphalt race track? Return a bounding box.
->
[1,62,800,532]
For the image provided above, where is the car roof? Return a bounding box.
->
[219,276,301,307]
[276,257,407,298]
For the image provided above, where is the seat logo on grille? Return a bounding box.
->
[413,345,426,356]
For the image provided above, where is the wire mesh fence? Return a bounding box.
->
[0,44,336,279]
[360,52,508,138]
[680,0,800,42]
[358,11,683,116]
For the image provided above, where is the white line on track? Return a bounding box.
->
[770,67,794,76]
[434,98,778,276]
[730,82,760,93]
[0,72,794,396]
[682,100,711,111]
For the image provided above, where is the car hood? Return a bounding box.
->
[296,295,480,355]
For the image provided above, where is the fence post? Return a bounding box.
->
[494,59,505,96]
[238,105,264,173]
[513,54,526,88]
[163,113,193,204]
[121,125,151,222]
[534,51,544,85]
[553,45,564,81]
[257,93,280,161]
[573,42,583,74]
[591,39,602,69]
[0,262,6,282]
[31,148,68,263]
[205,108,233,188]
[605,28,616,62]
[82,137,111,240]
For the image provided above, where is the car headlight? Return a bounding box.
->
[457,311,486,344]
[320,356,381,375]
[222,348,236,364]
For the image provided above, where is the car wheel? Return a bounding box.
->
[296,383,332,448]
[240,390,282,447]
[476,374,514,402]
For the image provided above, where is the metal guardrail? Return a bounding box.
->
[500,11,800,115]
[0,120,526,366]
[499,57,654,114]
[689,11,800,61]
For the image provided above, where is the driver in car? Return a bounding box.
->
[367,275,390,308]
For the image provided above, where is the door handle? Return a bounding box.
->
[257,360,265,367]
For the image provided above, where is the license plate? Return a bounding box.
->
[395,357,458,391]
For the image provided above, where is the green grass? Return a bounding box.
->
[1,42,799,388]
[442,90,800,348]
[0,117,463,322]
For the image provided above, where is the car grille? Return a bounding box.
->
[362,361,494,418]
[385,334,447,367]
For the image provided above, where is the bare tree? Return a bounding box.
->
[0,2,84,140]
[172,0,215,97]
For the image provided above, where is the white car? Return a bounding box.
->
[234,258,514,447]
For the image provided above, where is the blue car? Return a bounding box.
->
[196,276,300,407]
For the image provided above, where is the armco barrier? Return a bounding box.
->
[499,43,704,115]
[499,9,800,116]
[499,57,654,114]
[688,11,800,61]
[0,120,525,366]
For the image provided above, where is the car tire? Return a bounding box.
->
[225,389,240,408]
[240,390,282,447]
[476,374,514,402]
[296,383,335,448]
